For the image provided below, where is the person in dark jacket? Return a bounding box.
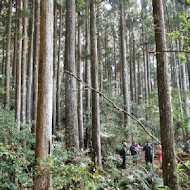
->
[130,141,139,164]
[184,140,190,154]
[143,142,153,165]
[120,142,128,169]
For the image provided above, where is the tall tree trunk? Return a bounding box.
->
[113,27,117,90]
[56,5,62,129]
[146,42,151,92]
[4,0,12,107]
[65,0,79,149]
[120,0,130,125]
[137,52,142,104]
[132,36,138,103]
[77,11,84,149]
[173,50,184,122]
[34,0,53,189]
[129,30,134,102]
[53,0,58,135]
[141,11,148,101]
[2,47,5,76]
[32,0,40,133]
[181,57,190,137]
[84,0,91,149]
[26,0,35,123]
[152,0,179,189]
[21,0,28,124]
[15,0,23,131]
[13,0,18,79]
[90,0,102,167]
[186,56,190,91]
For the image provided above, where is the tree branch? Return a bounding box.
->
[65,70,190,170]
[65,70,160,143]
[149,50,190,54]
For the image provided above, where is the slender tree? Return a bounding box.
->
[56,4,63,128]
[90,0,102,167]
[34,0,53,188]
[77,11,84,149]
[120,0,130,125]
[26,0,35,123]
[152,0,179,189]
[64,0,79,149]
[15,0,23,131]
[84,0,91,149]
[53,0,58,135]
[13,0,18,79]
[32,0,40,133]
[4,0,12,107]
[21,0,28,124]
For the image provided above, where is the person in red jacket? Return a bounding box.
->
[157,144,162,162]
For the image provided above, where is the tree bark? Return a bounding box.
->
[15,0,23,131]
[4,0,12,107]
[26,0,35,123]
[181,57,190,137]
[141,10,148,101]
[129,30,134,102]
[90,0,102,167]
[13,0,18,80]
[21,0,28,124]
[77,11,84,149]
[152,0,179,189]
[34,0,53,189]
[52,0,58,135]
[137,52,142,104]
[64,0,79,150]
[32,0,40,133]
[56,4,62,129]
[84,0,91,149]
[132,36,138,103]
[120,0,130,126]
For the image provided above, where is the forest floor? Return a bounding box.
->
[138,150,163,178]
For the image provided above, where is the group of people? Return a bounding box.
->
[120,141,162,169]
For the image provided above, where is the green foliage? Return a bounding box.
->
[0,106,34,189]
[76,0,86,13]
[177,53,187,65]
[175,161,190,188]
[21,8,33,18]
[169,13,190,52]
[40,144,100,190]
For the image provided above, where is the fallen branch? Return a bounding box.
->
[65,70,190,171]
[149,50,190,54]
[65,70,160,144]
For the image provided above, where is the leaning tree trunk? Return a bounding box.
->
[120,0,130,126]
[152,0,179,189]
[21,0,28,124]
[4,0,12,107]
[64,0,79,150]
[33,0,53,189]
[15,0,23,131]
[90,0,102,167]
